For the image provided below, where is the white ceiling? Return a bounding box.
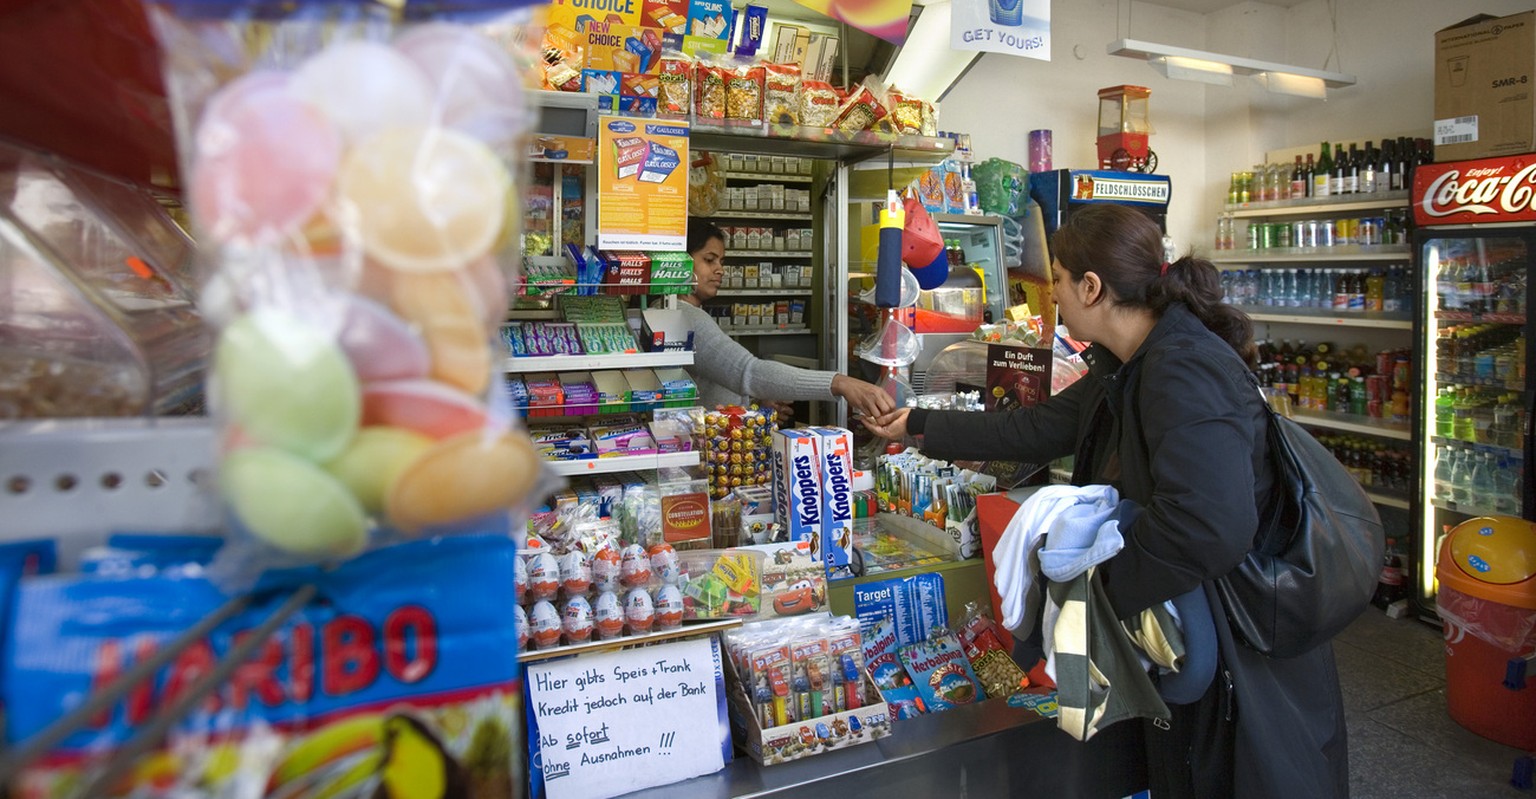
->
[1143,0,1311,12]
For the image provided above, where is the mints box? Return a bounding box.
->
[809,427,855,572]
[771,429,823,552]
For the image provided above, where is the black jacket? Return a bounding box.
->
[910,303,1349,798]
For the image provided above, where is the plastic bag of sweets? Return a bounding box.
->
[6,535,525,798]
[144,0,550,585]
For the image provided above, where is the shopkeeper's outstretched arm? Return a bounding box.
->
[863,377,1093,463]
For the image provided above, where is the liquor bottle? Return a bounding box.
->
[1314,142,1333,198]
[1303,153,1316,198]
[1290,155,1306,199]
[1381,138,1398,192]
[1397,137,1414,190]
[1360,141,1377,194]
[1372,538,1406,609]
[1345,143,1361,194]
[1330,142,1347,196]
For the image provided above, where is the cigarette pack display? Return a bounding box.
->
[687,0,734,40]
[621,72,661,98]
[639,140,681,183]
[643,0,691,34]
[596,93,659,118]
[582,68,621,94]
[611,135,647,179]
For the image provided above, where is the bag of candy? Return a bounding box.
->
[144,0,551,588]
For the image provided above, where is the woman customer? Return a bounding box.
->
[863,204,1348,798]
[679,221,894,419]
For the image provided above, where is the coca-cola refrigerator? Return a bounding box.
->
[1411,154,1536,616]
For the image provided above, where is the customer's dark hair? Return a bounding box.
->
[687,219,726,255]
[1050,203,1255,365]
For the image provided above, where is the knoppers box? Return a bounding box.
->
[809,427,855,574]
[772,429,823,557]
[1434,11,1536,161]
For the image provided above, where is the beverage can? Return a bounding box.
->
[1366,374,1388,403]
[1257,222,1276,249]
[1292,221,1310,248]
[1359,217,1380,246]
[1376,350,1394,378]
[1315,219,1336,247]
[1276,221,1292,248]
[1392,357,1410,392]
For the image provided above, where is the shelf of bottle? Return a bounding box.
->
[1288,409,1413,440]
[1429,497,1522,518]
[1364,491,1412,510]
[725,250,814,258]
[725,171,814,183]
[1429,436,1525,461]
[541,450,701,477]
[1210,244,1411,263]
[1240,307,1413,329]
[1432,374,1527,394]
[1433,310,1527,325]
[705,210,814,221]
[1223,190,1410,218]
[723,326,815,337]
[713,288,814,297]
[503,350,695,373]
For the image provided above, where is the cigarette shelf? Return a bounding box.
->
[725,171,813,183]
[724,327,813,337]
[1287,409,1413,440]
[541,450,700,477]
[723,250,814,258]
[714,288,813,297]
[502,351,694,373]
[706,210,814,222]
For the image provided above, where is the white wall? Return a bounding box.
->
[942,0,1536,258]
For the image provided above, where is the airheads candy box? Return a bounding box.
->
[771,428,823,561]
[808,427,854,574]
[5,536,523,799]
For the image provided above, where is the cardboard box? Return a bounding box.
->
[804,33,840,83]
[809,428,855,573]
[1434,11,1536,161]
[723,652,891,765]
[771,429,824,554]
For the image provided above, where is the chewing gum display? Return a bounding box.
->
[899,634,986,712]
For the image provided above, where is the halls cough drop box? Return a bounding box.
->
[1434,11,1536,161]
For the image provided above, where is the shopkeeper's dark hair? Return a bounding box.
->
[1051,203,1256,365]
[687,219,727,255]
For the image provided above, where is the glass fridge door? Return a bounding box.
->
[1419,232,1529,605]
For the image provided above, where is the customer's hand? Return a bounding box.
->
[831,374,896,419]
[860,407,911,440]
[762,399,795,424]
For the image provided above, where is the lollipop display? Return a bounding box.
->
[157,18,542,574]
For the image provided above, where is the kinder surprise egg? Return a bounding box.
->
[393,24,525,146]
[291,40,434,146]
[624,588,655,633]
[620,543,653,588]
[192,71,342,243]
[593,591,624,639]
[529,600,562,649]
[559,550,592,596]
[649,543,681,584]
[215,308,360,462]
[515,552,528,604]
[526,552,560,601]
[337,127,509,274]
[322,426,433,515]
[591,546,622,591]
[654,584,684,629]
[515,603,529,650]
[562,596,594,643]
[221,447,367,558]
[361,379,488,440]
[385,430,540,534]
[337,295,431,383]
[389,272,491,394]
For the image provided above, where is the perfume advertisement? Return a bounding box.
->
[948,0,1050,60]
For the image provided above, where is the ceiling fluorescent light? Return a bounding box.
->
[1108,38,1355,93]
[1150,55,1234,86]
[1255,71,1327,99]
[882,2,981,103]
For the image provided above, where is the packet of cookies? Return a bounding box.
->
[763,62,801,129]
[725,63,766,124]
[799,80,839,128]
[659,55,693,117]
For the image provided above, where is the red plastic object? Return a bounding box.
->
[976,492,1020,627]
[901,192,943,270]
[912,307,981,333]
[0,0,178,189]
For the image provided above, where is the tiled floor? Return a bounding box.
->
[1336,609,1531,797]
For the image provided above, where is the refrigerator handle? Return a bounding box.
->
[1526,390,1535,521]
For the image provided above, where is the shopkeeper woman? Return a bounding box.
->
[863,204,1349,798]
[679,221,894,420]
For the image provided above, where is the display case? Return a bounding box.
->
[0,142,205,419]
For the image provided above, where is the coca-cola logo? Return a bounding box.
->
[1420,162,1536,217]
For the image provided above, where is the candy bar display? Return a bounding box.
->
[703,405,778,499]
[145,0,544,576]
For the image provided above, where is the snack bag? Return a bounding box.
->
[725,64,767,124]
[888,89,925,135]
[694,60,728,120]
[898,633,986,712]
[800,80,840,128]
[658,55,694,117]
[764,62,802,128]
[957,603,1030,699]
[146,0,548,586]
[6,536,524,797]
[831,86,887,135]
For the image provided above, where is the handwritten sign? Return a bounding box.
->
[527,636,730,798]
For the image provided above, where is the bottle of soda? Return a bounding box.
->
[1373,538,1407,608]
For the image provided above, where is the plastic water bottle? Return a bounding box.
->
[1470,450,1495,511]
[1294,268,1310,307]
[1450,446,1473,505]
[1432,445,1454,501]
[1494,457,1519,514]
